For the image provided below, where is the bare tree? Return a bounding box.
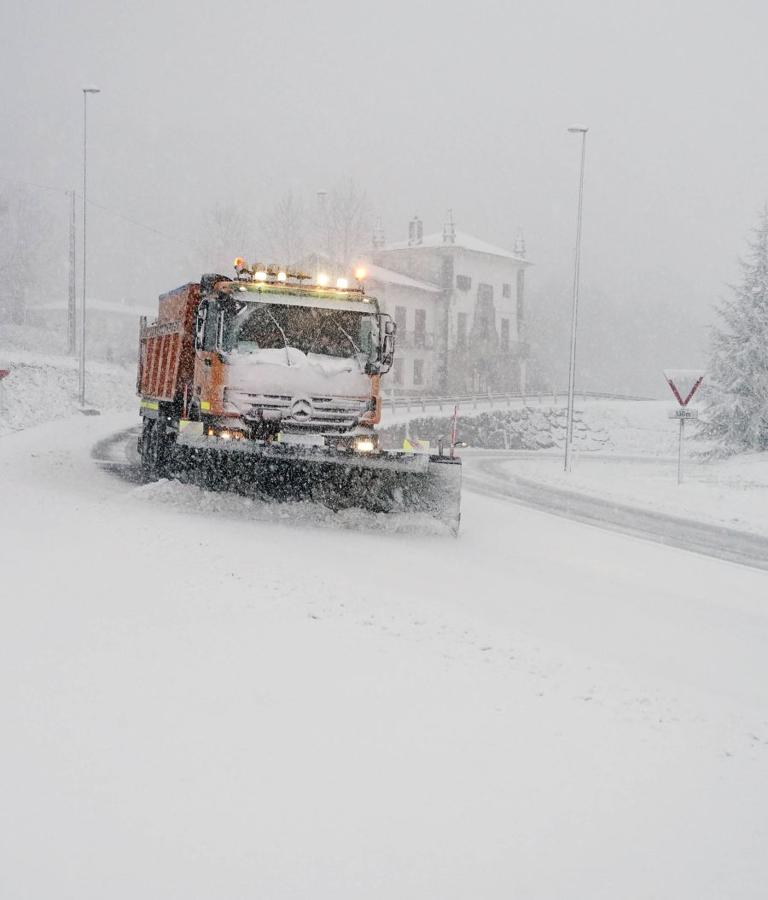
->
[258,191,307,266]
[197,204,254,274]
[257,181,372,272]
[327,179,371,267]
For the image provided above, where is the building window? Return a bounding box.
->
[413,359,424,386]
[501,317,510,351]
[395,306,407,332]
[456,312,467,347]
[502,283,512,298]
[474,284,495,340]
[414,309,426,347]
[456,274,472,291]
[393,358,403,385]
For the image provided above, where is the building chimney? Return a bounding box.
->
[514,229,526,258]
[408,215,423,247]
[443,209,456,244]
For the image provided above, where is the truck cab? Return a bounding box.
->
[138,267,396,453]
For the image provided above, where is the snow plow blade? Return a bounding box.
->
[170,435,462,534]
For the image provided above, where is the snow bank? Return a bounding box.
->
[127,477,452,537]
[578,399,697,456]
[0,350,136,435]
[496,451,768,537]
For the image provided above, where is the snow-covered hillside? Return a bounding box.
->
[0,350,135,435]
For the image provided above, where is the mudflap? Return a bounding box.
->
[169,445,462,534]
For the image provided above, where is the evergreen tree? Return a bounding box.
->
[702,209,768,453]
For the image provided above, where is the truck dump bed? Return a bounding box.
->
[137,283,199,403]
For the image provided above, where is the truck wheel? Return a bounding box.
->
[140,418,169,480]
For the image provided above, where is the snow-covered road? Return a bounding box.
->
[2,413,767,899]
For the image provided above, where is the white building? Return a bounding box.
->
[366,215,531,394]
[363,264,442,391]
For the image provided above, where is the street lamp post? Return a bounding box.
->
[564,124,588,473]
[79,86,100,407]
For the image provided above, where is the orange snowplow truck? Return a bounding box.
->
[136,263,462,532]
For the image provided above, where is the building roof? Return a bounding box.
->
[381,230,529,263]
[365,264,441,293]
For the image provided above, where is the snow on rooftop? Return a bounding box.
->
[381,230,529,263]
[365,264,441,293]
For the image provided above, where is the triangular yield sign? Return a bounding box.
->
[663,369,705,406]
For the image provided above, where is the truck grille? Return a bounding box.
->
[224,390,369,431]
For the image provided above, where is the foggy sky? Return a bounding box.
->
[3,0,768,394]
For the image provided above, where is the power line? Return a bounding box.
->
[83,197,195,249]
[0,174,68,197]
[0,173,196,249]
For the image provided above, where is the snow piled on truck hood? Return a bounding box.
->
[226,347,370,397]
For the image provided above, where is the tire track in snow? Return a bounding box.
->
[91,426,143,482]
[463,454,768,573]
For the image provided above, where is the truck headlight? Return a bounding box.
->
[355,437,376,453]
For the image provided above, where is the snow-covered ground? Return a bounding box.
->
[450,399,767,539]
[576,399,682,456]
[386,397,768,538]
[2,412,768,899]
[495,452,768,539]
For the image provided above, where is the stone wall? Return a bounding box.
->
[380,407,611,451]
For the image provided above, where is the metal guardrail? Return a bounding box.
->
[384,389,657,414]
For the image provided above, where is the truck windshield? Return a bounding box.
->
[223,302,377,360]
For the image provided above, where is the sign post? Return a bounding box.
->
[663,369,705,485]
[0,363,10,418]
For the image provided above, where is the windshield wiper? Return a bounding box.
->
[334,323,364,372]
[266,308,292,366]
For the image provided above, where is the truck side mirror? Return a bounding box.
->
[381,333,395,371]
[195,302,207,350]
[376,315,395,372]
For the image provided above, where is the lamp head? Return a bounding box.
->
[82,86,101,94]
[567,124,588,133]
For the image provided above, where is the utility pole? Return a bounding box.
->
[79,85,100,407]
[67,190,76,356]
[564,125,589,473]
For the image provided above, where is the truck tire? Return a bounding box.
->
[140,417,170,480]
